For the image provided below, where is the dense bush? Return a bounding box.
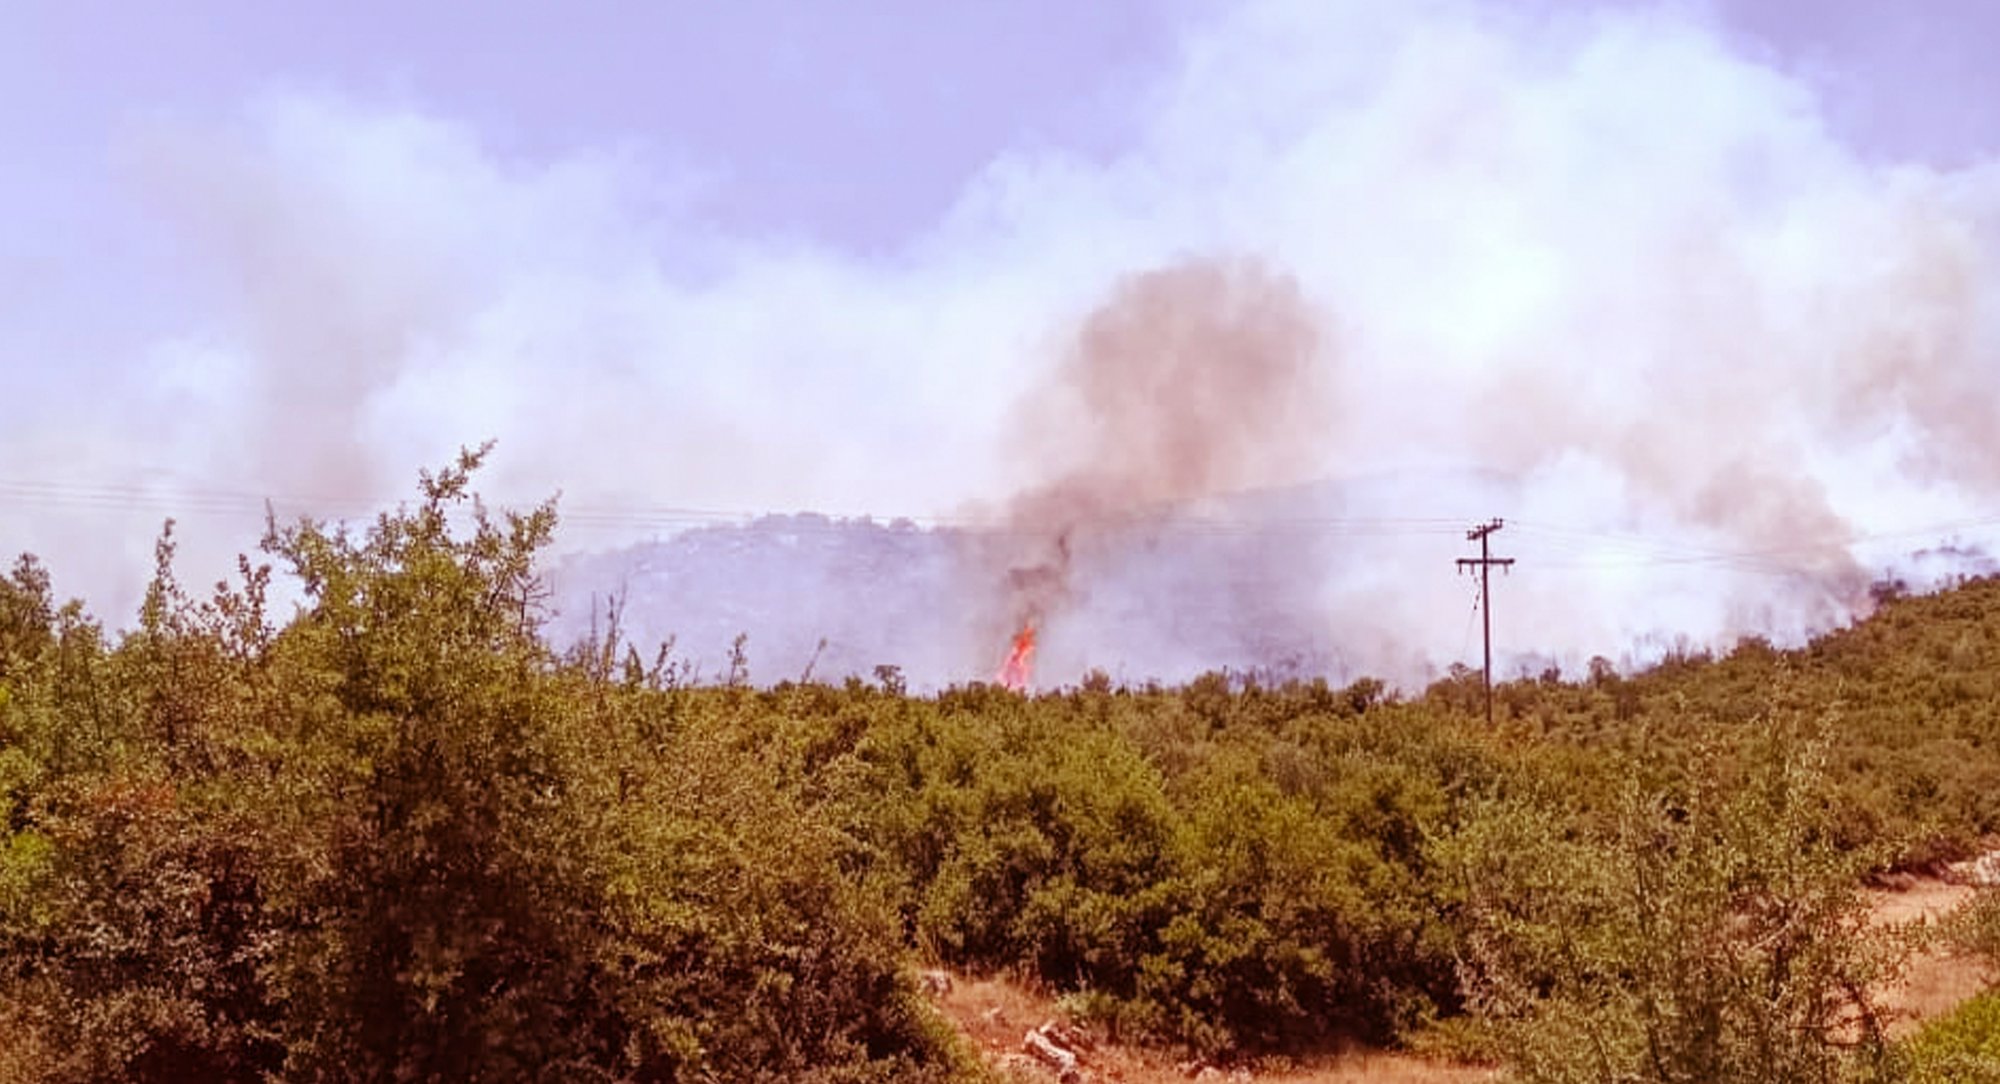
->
[4,448,2000,1078]
[1900,991,2000,1083]
[0,449,969,1082]
[1440,721,1904,1083]
[1955,889,2000,977]
[815,680,1502,1057]
[1485,581,2000,866]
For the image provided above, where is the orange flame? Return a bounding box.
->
[996,625,1037,691]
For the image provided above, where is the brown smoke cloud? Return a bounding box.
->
[20,2,2000,690]
[994,256,1336,637]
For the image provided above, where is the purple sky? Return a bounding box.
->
[6,2,1175,262]
[3,1,1186,400]
[7,0,2000,669]
[4,1,1994,393]
[7,1,1996,260]
[1,0,1988,397]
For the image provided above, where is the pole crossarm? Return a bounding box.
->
[1455,518,1514,724]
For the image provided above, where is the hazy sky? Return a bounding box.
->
[7,2,1169,363]
[7,0,1996,372]
[7,0,2000,674]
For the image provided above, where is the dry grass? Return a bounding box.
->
[1868,876,1995,1036]
[933,972,1497,1084]
[1867,876,1975,928]
[0,1004,53,1084]
[1258,1053,1503,1084]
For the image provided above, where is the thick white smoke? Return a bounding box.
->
[9,0,2000,686]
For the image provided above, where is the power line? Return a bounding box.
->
[0,478,1471,535]
[1456,519,1515,726]
[5,477,2000,579]
[1458,573,1483,664]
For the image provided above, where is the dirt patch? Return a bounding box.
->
[931,972,1497,1084]
[1867,876,1976,928]
[1868,876,1994,1036]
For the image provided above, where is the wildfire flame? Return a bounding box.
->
[996,625,1037,691]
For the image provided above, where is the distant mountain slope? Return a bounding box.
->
[545,514,985,686]
[542,507,1350,690]
[541,468,1997,692]
[537,468,1548,689]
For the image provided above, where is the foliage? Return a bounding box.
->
[825,679,1496,1057]
[1439,719,1904,1083]
[1480,581,2000,867]
[1948,888,2000,977]
[6,446,2000,1077]
[1899,990,2000,1083]
[0,447,969,1082]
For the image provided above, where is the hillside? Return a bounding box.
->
[539,469,1996,698]
[1473,575,2000,864]
[1,464,1998,1080]
[543,505,1349,690]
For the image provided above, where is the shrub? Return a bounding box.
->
[0,448,974,1082]
[1900,990,2000,1083]
[1440,719,1904,1083]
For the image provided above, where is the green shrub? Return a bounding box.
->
[11,443,2000,1074]
[0,448,974,1082]
[0,775,281,1082]
[1439,719,1904,1083]
[1901,990,2000,1083]
[1949,889,2000,975]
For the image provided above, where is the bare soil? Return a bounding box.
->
[935,971,1498,1083]
[1868,876,1994,1036]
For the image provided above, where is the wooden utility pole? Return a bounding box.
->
[1456,519,1515,725]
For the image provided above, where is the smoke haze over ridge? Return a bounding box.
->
[9,0,2000,686]
[991,258,1335,645]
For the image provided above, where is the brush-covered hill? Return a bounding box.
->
[537,468,1983,696]
[1463,575,2000,864]
[3,459,1997,1081]
[541,508,1347,689]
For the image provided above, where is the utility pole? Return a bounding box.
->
[1456,519,1515,725]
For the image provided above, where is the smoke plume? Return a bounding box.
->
[993,257,1333,634]
[12,0,2000,686]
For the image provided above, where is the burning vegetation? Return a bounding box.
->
[996,623,1037,690]
[987,256,1337,687]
